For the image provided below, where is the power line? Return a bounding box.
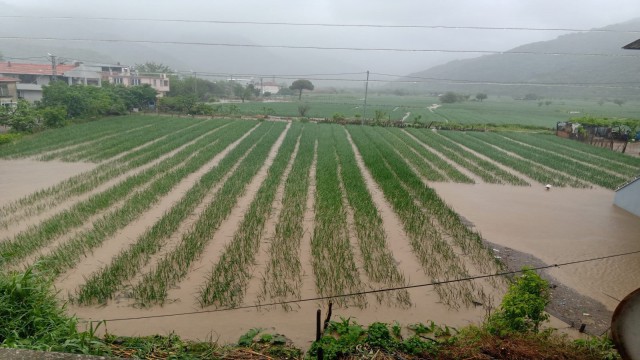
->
[1,15,639,34]
[89,249,640,323]
[1,35,640,57]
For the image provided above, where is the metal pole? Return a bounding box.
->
[362,70,369,125]
[50,54,57,81]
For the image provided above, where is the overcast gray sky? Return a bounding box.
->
[2,0,640,77]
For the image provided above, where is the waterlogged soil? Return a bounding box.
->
[429,182,640,332]
[0,159,96,207]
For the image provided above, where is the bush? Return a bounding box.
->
[487,267,550,335]
[0,133,22,145]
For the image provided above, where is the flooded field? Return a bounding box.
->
[430,183,640,310]
[0,159,96,206]
[1,117,638,349]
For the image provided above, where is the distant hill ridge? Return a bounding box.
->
[403,18,640,98]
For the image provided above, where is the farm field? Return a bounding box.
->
[1,115,639,347]
[230,94,640,127]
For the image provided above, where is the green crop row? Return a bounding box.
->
[0,116,165,158]
[0,120,252,266]
[498,132,639,179]
[199,123,303,307]
[371,127,448,182]
[334,126,410,306]
[50,120,192,162]
[311,125,365,307]
[404,129,528,186]
[348,125,494,309]
[383,128,475,183]
[74,121,264,305]
[260,123,317,306]
[438,131,587,188]
[467,132,627,189]
[0,119,231,228]
[131,122,286,305]
[32,121,259,280]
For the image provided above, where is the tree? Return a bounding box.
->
[297,104,310,117]
[439,92,459,104]
[475,93,487,102]
[134,62,173,74]
[0,99,40,132]
[289,79,314,100]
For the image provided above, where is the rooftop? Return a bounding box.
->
[0,62,77,76]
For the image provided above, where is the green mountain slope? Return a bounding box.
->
[404,18,640,98]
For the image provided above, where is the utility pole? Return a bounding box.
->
[49,54,57,81]
[193,71,197,98]
[362,70,369,125]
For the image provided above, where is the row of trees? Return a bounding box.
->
[439,92,488,104]
[1,82,158,133]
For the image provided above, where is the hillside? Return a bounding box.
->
[403,18,640,99]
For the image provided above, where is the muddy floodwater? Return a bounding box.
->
[0,159,96,207]
[430,183,640,311]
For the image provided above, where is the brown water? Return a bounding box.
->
[0,159,96,207]
[429,182,640,310]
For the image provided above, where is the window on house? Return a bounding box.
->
[164,80,169,87]
[153,79,158,86]
[114,77,123,85]
[132,78,140,86]
[0,84,9,97]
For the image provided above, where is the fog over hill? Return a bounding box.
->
[1,0,640,92]
[402,19,640,98]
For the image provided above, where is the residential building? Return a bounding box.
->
[258,81,281,95]
[1,61,75,101]
[0,77,19,107]
[0,61,170,101]
[101,64,170,96]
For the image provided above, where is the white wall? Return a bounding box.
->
[615,178,640,217]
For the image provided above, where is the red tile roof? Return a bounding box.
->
[0,62,77,76]
[0,77,20,82]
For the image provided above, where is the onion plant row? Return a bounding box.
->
[0,120,251,266]
[370,127,447,182]
[334,126,410,306]
[466,132,626,189]
[497,132,639,179]
[0,115,164,158]
[260,123,316,306]
[404,129,528,186]
[0,119,231,228]
[348,125,493,309]
[31,121,259,281]
[311,125,365,307]
[438,131,587,188]
[74,120,265,305]
[132,122,287,305]
[534,132,640,169]
[381,127,475,183]
[55,120,196,163]
[199,123,303,307]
